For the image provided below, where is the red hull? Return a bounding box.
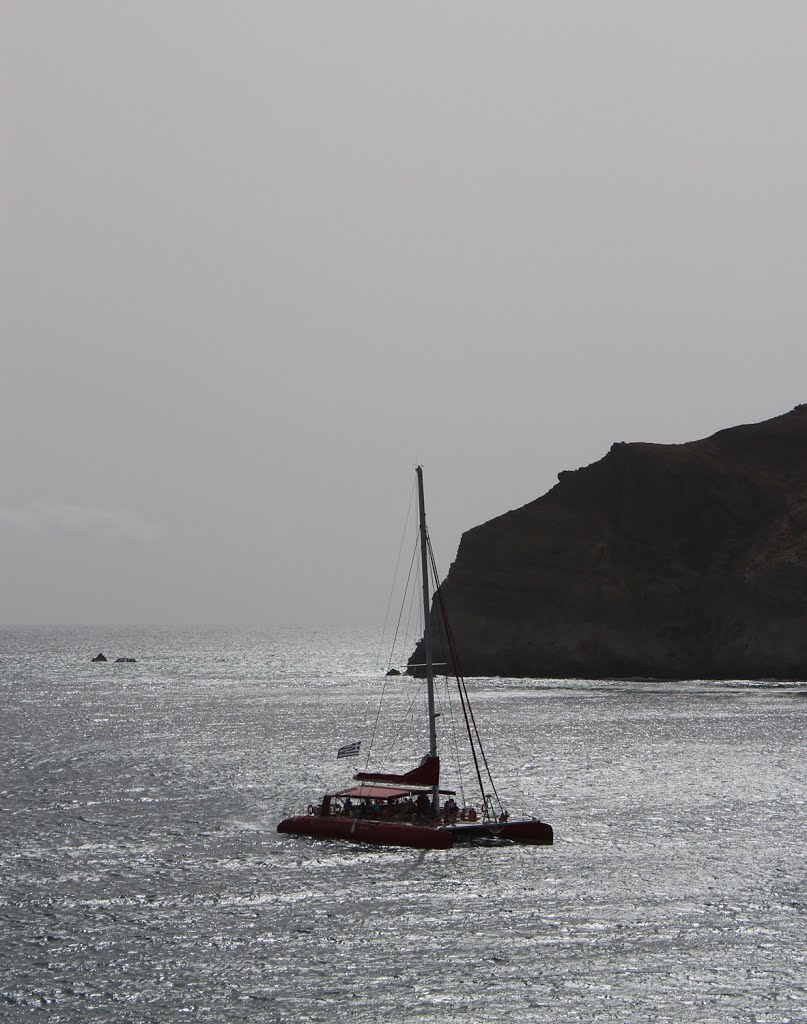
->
[494,820,553,844]
[445,818,554,844]
[277,814,454,850]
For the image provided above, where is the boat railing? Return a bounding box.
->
[304,799,484,826]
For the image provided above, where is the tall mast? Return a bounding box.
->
[416,466,439,812]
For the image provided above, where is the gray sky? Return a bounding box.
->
[2,2,806,625]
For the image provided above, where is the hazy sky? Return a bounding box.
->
[2,3,806,625]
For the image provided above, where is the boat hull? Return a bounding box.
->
[445,819,553,845]
[277,815,454,850]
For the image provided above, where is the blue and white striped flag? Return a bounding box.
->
[337,741,361,759]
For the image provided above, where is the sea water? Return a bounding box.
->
[1,625,805,1023]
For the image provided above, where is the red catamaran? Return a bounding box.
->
[277,467,553,851]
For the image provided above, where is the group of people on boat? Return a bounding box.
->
[314,793,481,825]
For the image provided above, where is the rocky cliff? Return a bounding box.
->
[410,405,807,680]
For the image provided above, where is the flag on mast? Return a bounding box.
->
[337,741,361,759]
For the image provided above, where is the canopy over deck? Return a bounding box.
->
[328,784,455,800]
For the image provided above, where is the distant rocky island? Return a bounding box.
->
[409,405,807,681]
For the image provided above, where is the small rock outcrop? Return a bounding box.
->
[114,657,137,663]
[409,405,807,681]
[91,653,107,662]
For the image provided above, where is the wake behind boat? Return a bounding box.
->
[277,467,553,851]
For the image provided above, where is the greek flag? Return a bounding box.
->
[337,741,361,759]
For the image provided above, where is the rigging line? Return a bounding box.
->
[381,676,427,770]
[366,535,419,768]
[458,674,502,814]
[439,595,503,813]
[397,537,423,679]
[448,628,502,810]
[377,548,426,767]
[438,618,467,807]
[361,481,415,746]
[428,536,503,814]
[430,576,466,805]
[375,477,417,670]
[445,684,466,808]
[426,537,487,806]
[387,535,420,672]
[400,549,421,671]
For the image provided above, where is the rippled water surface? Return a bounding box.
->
[2,626,805,1023]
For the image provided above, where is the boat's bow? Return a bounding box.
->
[444,817,553,845]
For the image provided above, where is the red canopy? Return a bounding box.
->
[329,785,412,801]
[327,784,455,800]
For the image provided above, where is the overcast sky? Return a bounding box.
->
[2,2,806,625]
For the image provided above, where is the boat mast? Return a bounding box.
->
[416,466,439,813]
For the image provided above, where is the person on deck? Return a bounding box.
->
[415,792,431,819]
[443,797,458,823]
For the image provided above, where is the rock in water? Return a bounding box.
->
[91,653,107,662]
[114,657,137,663]
[409,405,807,681]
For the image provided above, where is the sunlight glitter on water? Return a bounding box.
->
[1,625,806,1023]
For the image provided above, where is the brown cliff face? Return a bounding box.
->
[409,405,807,680]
